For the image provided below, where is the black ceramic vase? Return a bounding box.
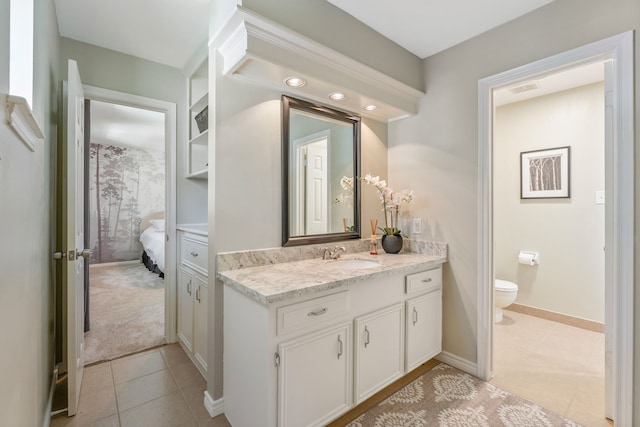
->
[381,234,403,254]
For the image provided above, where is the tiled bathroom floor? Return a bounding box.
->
[51,344,231,427]
[491,309,612,427]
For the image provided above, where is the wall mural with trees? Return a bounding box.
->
[89,142,165,264]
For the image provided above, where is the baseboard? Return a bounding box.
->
[42,363,59,427]
[89,259,141,269]
[204,390,224,418]
[507,304,604,333]
[435,351,478,376]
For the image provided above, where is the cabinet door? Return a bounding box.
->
[177,267,194,352]
[406,289,442,372]
[193,277,208,373]
[278,322,351,427]
[354,303,404,404]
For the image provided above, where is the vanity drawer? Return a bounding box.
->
[406,267,442,294]
[180,235,208,275]
[277,291,349,336]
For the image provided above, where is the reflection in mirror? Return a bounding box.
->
[282,95,361,246]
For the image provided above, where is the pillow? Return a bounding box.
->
[150,219,165,232]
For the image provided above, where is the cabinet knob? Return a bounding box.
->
[190,251,199,257]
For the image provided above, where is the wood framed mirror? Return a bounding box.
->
[282,95,361,247]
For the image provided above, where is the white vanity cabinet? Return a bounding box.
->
[405,268,443,371]
[177,230,208,376]
[222,262,444,427]
[354,303,404,403]
[277,322,352,427]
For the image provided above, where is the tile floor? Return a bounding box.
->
[491,309,612,427]
[51,344,231,427]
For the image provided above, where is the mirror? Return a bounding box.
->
[282,95,361,247]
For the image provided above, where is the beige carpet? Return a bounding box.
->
[84,262,165,365]
[347,363,584,427]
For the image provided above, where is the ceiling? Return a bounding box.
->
[89,100,165,152]
[327,0,555,59]
[493,61,605,106]
[53,0,209,70]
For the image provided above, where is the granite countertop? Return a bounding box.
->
[177,224,208,237]
[218,252,446,305]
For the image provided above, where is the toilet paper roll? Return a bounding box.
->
[518,252,537,265]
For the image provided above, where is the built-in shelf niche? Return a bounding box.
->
[187,58,209,179]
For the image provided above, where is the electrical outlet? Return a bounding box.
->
[595,190,605,205]
[412,218,422,234]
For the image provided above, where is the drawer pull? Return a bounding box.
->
[196,286,201,303]
[421,277,432,283]
[337,335,343,359]
[187,279,192,295]
[413,307,418,325]
[190,251,199,257]
[308,307,328,317]
[364,326,370,348]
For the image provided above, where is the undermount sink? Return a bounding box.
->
[327,259,381,270]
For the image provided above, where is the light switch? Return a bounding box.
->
[595,191,605,205]
[412,218,422,234]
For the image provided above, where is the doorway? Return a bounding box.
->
[83,85,178,361]
[477,32,634,425]
[84,99,167,364]
[490,62,607,425]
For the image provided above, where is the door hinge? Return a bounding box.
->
[274,352,280,367]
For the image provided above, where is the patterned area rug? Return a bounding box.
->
[347,363,583,427]
[84,262,165,364]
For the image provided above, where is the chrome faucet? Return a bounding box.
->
[323,246,347,260]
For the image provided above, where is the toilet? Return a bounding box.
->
[494,279,518,323]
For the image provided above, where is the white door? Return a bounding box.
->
[304,140,328,235]
[354,303,404,403]
[278,322,351,427]
[64,59,88,416]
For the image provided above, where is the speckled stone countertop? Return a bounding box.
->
[218,251,446,305]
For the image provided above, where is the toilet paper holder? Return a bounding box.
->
[518,251,539,265]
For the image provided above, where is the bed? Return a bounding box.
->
[140,212,165,277]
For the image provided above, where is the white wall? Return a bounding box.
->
[494,82,605,322]
[59,38,207,225]
[388,1,639,414]
[0,0,61,424]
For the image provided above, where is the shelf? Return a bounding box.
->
[190,92,208,113]
[187,169,208,179]
[189,129,209,145]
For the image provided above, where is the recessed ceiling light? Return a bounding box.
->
[329,92,345,101]
[363,104,379,111]
[284,77,306,88]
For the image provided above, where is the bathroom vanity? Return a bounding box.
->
[218,248,446,427]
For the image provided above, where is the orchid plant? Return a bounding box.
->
[335,174,414,236]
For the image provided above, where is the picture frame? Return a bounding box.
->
[520,146,570,199]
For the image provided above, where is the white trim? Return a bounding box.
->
[5,94,45,151]
[477,31,634,425]
[204,391,224,417]
[82,85,178,344]
[435,352,478,376]
[212,6,423,122]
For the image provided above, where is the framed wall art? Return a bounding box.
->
[520,146,570,199]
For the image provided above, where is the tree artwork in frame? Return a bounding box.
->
[520,146,570,199]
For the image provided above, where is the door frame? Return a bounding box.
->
[477,31,634,424]
[83,85,178,343]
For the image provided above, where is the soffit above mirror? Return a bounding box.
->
[212,6,425,123]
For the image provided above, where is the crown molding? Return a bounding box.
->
[213,6,424,122]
